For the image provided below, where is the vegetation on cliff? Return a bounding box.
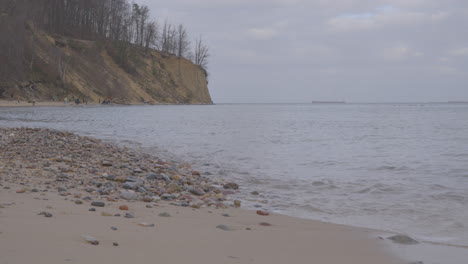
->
[0,0,212,104]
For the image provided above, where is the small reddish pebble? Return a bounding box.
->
[119,205,129,210]
[256,210,270,216]
[16,189,26,193]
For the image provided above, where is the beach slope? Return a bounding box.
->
[0,128,401,264]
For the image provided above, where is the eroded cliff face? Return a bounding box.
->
[1,30,212,104]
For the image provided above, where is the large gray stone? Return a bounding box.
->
[91,201,105,207]
[120,191,139,200]
[122,182,139,190]
[387,235,419,245]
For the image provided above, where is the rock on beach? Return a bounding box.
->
[223,182,239,190]
[0,127,239,221]
[256,210,270,216]
[120,191,139,201]
[387,235,419,245]
[91,201,105,207]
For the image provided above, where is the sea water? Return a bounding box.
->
[1,103,468,248]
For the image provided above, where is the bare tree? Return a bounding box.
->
[176,24,190,58]
[138,5,149,46]
[144,21,158,53]
[0,0,209,86]
[193,35,209,69]
[57,52,70,84]
[160,21,177,54]
[167,25,177,55]
[160,20,168,53]
[0,0,28,83]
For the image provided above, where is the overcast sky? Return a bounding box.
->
[139,0,468,103]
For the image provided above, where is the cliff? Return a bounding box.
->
[1,29,212,104]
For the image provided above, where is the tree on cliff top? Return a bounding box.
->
[193,35,210,70]
[0,0,210,86]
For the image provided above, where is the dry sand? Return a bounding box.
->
[0,189,402,264]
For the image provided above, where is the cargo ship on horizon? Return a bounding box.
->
[312,101,346,104]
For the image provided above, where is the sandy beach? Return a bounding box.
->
[0,128,404,264]
[0,100,80,108]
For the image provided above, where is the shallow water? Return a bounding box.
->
[1,103,468,247]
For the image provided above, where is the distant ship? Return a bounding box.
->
[447,101,468,104]
[312,101,346,104]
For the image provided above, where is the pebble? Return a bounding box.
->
[259,222,272,226]
[113,242,119,247]
[82,235,99,245]
[0,128,240,228]
[161,193,176,200]
[124,213,135,218]
[102,161,112,167]
[256,210,270,216]
[251,191,259,195]
[223,182,239,190]
[188,187,204,196]
[158,212,171,217]
[119,205,129,210]
[91,201,105,207]
[145,205,153,208]
[216,224,232,231]
[125,176,141,182]
[105,175,116,181]
[101,212,112,216]
[138,222,155,227]
[122,182,138,190]
[146,173,158,180]
[222,213,230,217]
[165,183,180,194]
[38,211,53,217]
[387,235,419,245]
[146,173,170,181]
[142,197,152,203]
[111,226,118,231]
[234,200,241,208]
[120,191,139,201]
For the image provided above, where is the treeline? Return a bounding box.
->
[0,0,209,82]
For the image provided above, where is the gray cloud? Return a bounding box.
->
[139,0,468,102]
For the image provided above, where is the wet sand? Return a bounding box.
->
[0,128,404,264]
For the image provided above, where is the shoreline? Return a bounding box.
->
[0,127,406,264]
[0,100,214,108]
